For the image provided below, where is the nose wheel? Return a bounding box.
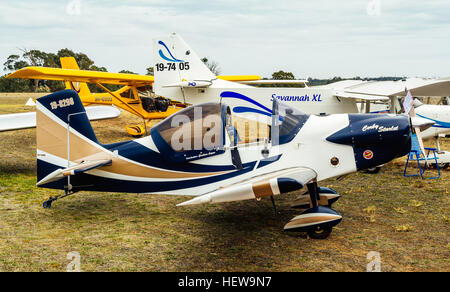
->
[307,226,333,240]
[285,182,342,239]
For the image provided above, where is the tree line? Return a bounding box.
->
[0,48,154,93]
[0,48,405,93]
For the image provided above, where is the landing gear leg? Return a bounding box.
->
[305,182,333,239]
[270,196,277,216]
[306,181,319,208]
[284,181,342,239]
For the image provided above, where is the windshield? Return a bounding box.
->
[272,101,309,145]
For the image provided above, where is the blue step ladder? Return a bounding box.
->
[404,134,440,179]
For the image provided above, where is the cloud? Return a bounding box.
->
[0,0,449,78]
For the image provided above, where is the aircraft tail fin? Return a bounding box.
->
[36,90,101,184]
[60,57,92,96]
[152,33,216,97]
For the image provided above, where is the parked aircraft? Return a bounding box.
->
[153,33,450,120]
[152,33,450,169]
[35,89,420,239]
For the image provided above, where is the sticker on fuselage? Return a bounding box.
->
[363,150,374,160]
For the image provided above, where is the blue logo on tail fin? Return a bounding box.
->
[158,41,184,63]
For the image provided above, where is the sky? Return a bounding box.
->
[0,0,449,79]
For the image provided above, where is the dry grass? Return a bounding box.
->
[0,94,449,272]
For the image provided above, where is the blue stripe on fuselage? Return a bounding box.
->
[109,141,238,173]
[38,160,258,193]
[416,114,450,129]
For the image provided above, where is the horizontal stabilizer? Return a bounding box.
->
[163,80,213,88]
[36,159,112,186]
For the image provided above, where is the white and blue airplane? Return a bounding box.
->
[35,89,417,239]
[152,33,450,169]
[152,33,450,124]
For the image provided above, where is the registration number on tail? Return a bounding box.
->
[50,98,75,110]
[155,62,190,72]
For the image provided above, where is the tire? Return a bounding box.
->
[439,163,449,170]
[307,226,333,239]
[366,166,381,174]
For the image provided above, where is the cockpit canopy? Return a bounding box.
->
[271,100,309,145]
[150,100,309,163]
[151,103,227,163]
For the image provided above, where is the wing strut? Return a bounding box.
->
[95,82,145,119]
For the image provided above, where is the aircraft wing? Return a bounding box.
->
[177,167,317,206]
[217,75,261,82]
[7,67,155,86]
[322,78,450,100]
[7,67,261,86]
[237,79,308,85]
[333,91,390,101]
[0,106,120,132]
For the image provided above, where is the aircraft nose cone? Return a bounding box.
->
[327,114,411,171]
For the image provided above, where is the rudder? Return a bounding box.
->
[36,90,101,184]
[152,33,216,99]
[60,57,92,96]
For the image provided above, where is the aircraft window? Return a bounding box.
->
[154,103,224,153]
[273,102,309,144]
[232,116,270,144]
[120,89,133,99]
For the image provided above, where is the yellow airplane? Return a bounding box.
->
[7,57,261,136]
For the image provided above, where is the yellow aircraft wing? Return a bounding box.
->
[217,75,262,82]
[7,67,155,87]
[7,67,261,85]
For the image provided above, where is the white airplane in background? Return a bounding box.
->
[153,33,450,120]
[359,98,450,140]
[152,33,450,168]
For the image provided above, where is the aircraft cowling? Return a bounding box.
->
[326,114,411,171]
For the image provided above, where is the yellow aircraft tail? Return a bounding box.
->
[60,57,92,96]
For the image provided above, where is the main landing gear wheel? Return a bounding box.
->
[307,226,333,240]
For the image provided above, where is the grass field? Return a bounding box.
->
[0,94,448,272]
